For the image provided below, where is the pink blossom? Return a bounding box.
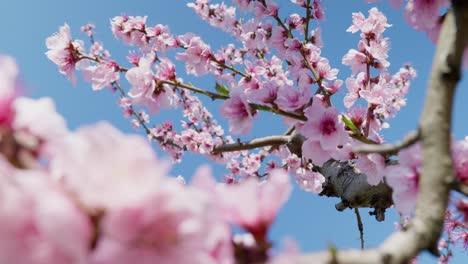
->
[323,79,343,95]
[46,24,84,84]
[0,159,92,264]
[404,0,449,33]
[146,24,178,52]
[92,179,233,264]
[355,153,386,185]
[342,49,368,75]
[13,97,68,156]
[110,16,150,48]
[452,137,468,184]
[385,144,422,215]
[220,87,256,135]
[0,55,19,126]
[49,122,170,210]
[240,20,272,53]
[126,55,177,114]
[232,0,254,11]
[219,169,291,240]
[81,61,119,90]
[276,85,311,112]
[288,14,304,32]
[176,33,212,76]
[310,28,323,47]
[311,0,325,20]
[301,139,331,166]
[347,8,391,38]
[298,99,349,164]
[316,58,339,80]
[290,0,306,7]
[188,0,238,34]
[253,1,278,19]
[293,166,325,193]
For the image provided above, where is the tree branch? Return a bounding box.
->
[451,180,468,196]
[355,208,365,250]
[296,2,468,263]
[319,160,393,222]
[353,129,420,155]
[212,135,292,153]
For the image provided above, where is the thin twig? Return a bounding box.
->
[354,208,365,250]
[212,135,291,153]
[353,130,420,155]
[450,180,468,196]
[304,0,312,42]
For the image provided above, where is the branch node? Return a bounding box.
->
[353,130,420,155]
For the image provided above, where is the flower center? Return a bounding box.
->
[321,118,336,135]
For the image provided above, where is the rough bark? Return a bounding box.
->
[319,160,393,222]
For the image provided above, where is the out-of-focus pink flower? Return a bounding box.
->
[49,122,169,209]
[0,55,19,126]
[92,179,233,264]
[385,143,422,215]
[404,0,449,33]
[13,97,68,156]
[46,24,84,84]
[0,159,92,264]
[220,87,256,135]
[196,168,291,242]
[452,137,468,185]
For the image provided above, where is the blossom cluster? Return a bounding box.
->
[0,55,297,264]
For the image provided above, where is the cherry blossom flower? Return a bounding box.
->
[452,137,468,184]
[220,87,256,135]
[188,0,238,34]
[110,16,149,48]
[404,0,449,33]
[0,55,19,126]
[126,54,177,114]
[355,153,386,185]
[81,61,120,90]
[46,24,84,84]
[0,159,92,264]
[299,98,349,165]
[276,85,311,112]
[49,122,169,209]
[385,143,422,215]
[226,169,291,240]
[176,33,212,76]
[92,180,233,264]
[12,97,68,156]
[293,166,325,193]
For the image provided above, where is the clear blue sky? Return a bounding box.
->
[1,1,467,263]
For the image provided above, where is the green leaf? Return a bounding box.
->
[215,83,230,96]
[341,115,359,134]
[254,104,271,112]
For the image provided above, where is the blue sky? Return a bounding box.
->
[1,0,467,263]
